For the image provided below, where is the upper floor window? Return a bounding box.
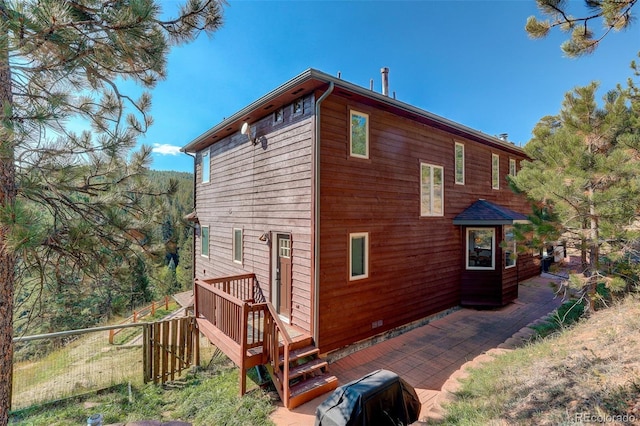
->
[420,163,444,216]
[349,232,369,280]
[233,228,243,264]
[509,158,517,176]
[350,110,369,159]
[201,225,210,258]
[274,107,284,123]
[292,98,304,115]
[491,153,500,189]
[455,142,465,185]
[201,150,210,184]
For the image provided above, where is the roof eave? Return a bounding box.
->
[182,68,527,156]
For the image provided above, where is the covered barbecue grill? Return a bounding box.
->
[315,369,421,426]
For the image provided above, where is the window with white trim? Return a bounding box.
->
[504,225,516,268]
[466,228,495,270]
[349,232,369,280]
[350,110,369,159]
[455,142,465,185]
[420,163,444,216]
[509,158,517,176]
[201,150,210,184]
[233,228,243,264]
[491,153,500,189]
[201,226,209,258]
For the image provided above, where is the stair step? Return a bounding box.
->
[279,345,319,365]
[282,358,328,381]
[288,373,339,409]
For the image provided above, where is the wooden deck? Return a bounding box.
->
[193,274,337,409]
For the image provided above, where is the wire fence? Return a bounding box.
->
[12,323,146,411]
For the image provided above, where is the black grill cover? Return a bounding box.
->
[315,369,421,426]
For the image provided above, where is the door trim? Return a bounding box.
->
[271,232,292,323]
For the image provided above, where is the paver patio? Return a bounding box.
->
[270,272,566,425]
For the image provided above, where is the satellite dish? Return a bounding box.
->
[241,122,250,135]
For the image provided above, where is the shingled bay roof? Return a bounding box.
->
[453,199,529,226]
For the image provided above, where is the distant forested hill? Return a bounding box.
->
[13,169,195,345]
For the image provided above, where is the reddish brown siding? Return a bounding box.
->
[194,95,316,333]
[317,93,535,353]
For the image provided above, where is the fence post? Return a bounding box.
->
[133,311,138,323]
[108,329,114,344]
[165,295,169,310]
[151,301,156,316]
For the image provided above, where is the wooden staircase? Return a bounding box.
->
[267,336,338,409]
[193,275,338,409]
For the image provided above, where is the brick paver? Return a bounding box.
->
[270,273,565,425]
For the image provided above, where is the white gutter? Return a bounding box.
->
[312,82,334,346]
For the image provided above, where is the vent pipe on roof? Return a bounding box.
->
[381,67,389,96]
[370,79,374,91]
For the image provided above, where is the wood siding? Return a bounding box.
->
[194,95,316,334]
[317,93,536,353]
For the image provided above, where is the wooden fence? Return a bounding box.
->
[143,316,199,384]
[109,296,171,344]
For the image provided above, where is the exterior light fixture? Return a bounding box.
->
[241,122,256,145]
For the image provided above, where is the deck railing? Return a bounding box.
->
[194,274,292,402]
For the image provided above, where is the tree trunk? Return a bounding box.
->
[586,186,599,312]
[0,3,15,422]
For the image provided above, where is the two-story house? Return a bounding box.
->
[181,68,539,408]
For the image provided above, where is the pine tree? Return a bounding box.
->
[510,82,638,310]
[0,1,224,422]
[526,0,637,56]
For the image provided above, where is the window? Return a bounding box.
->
[292,98,303,115]
[504,226,516,268]
[274,107,284,123]
[350,110,369,159]
[349,232,369,280]
[491,153,500,189]
[201,150,210,184]
[455,142,465,185]
[420,163,444,216]
[232,228,243,264]
[201,226,209,257]
[509,158,517,176]
[467,228,495,270]
[455,142,465,184]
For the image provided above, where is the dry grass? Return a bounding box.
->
[438,293,640,425]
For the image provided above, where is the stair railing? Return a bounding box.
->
[261,302,293,408]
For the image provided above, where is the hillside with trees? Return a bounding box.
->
[13,169,195,356]
[0,1,225,422]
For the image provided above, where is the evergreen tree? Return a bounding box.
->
[526,0,637,56]
[0,1,224,422]
[510,82,638,310]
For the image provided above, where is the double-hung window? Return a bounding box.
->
[491,154,500,189]
[350,110,369,159]
[420,163,444,216]
[509,158,517,176]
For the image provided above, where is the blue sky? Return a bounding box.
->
[145,0,639,172]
